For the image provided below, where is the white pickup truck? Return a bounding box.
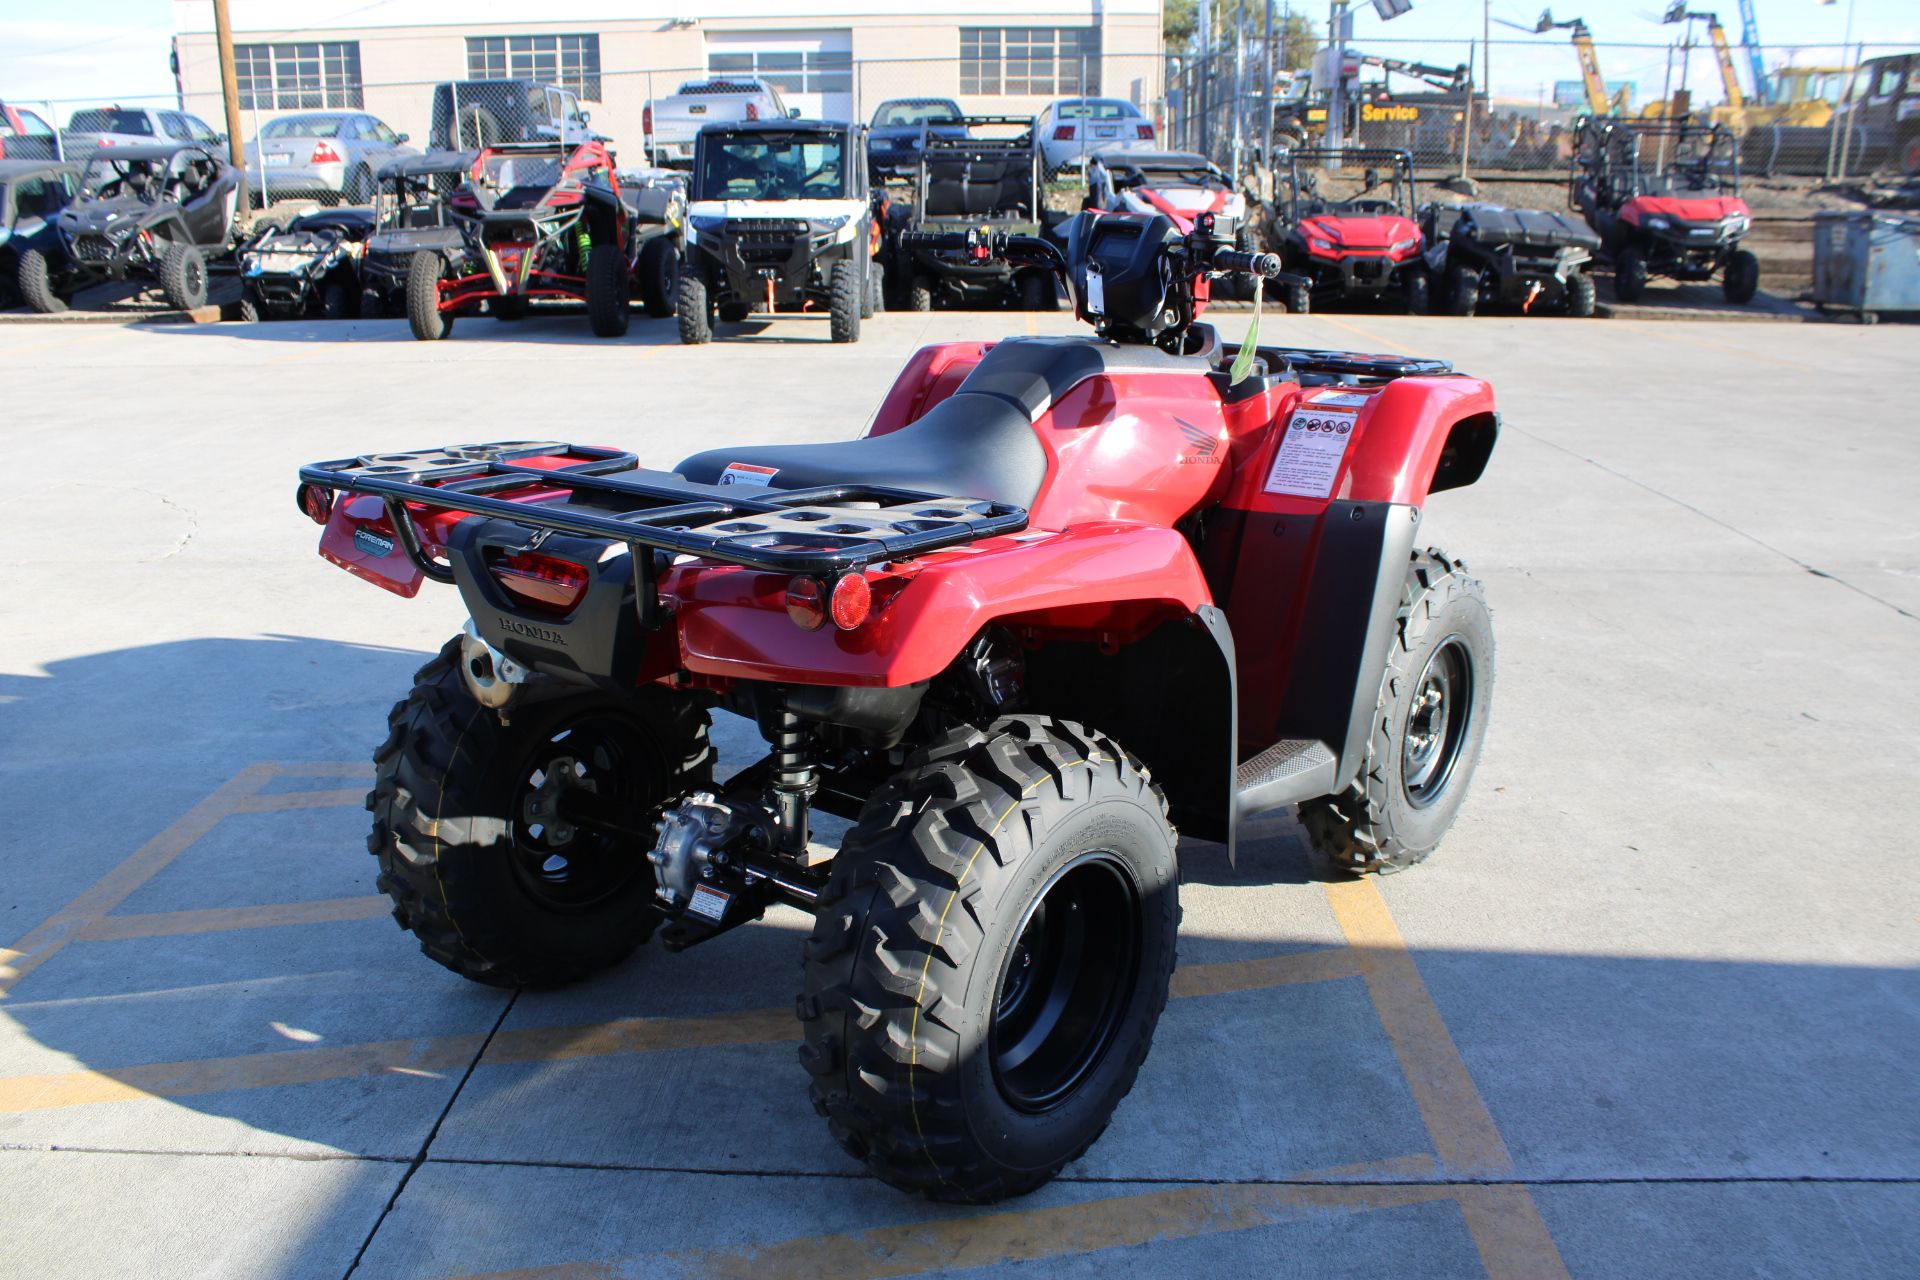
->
[643,77,795,167]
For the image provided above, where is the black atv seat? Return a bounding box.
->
[924,156,1031,219]
[674,337,1210,508]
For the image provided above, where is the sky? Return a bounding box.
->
[0,0,1915,113]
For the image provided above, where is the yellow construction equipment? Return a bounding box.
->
[1499,11,1631,116]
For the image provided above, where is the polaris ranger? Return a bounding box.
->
[678,120,875,343]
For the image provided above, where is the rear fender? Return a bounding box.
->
[867,341,991,437]
[665,523,1212,688]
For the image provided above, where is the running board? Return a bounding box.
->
[1234,738,1338,817]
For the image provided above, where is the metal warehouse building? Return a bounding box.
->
[169,0,1163,148]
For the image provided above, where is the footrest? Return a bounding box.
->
[1234,738,1338,817]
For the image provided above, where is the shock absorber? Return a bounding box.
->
[767,709,817,856]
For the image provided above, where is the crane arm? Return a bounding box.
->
[1736,0,1769,103]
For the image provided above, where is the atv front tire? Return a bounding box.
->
[1447,263,1479,317]
[1613,248,1648,303]
[321,280,355,321]
[1565,270,1597,318]
[1722,248,1760,305]
[586,243,631,337]
[368,637,711,988]
[908,274,934,312]
[17,248,67,314]
[639,237,678,318]
[1283,281,1311,315]
[1020,270,1057,311]
[828,259,862,342]
[677,271,713,344]
[1301,549,1493,875]
[1403,268,1431,315]
[800,716,1180,1202]
[862,258,881,318]
[159,242,208,311]
[407,252,454,340]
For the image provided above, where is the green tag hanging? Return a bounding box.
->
[1229,273,1264,385]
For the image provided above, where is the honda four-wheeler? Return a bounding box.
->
[360,151,473,319]
[408,140,651,341]
[1269,147,1428,315]
[16,141,238,313]
[679,119,876,343]
[889,116,1050,311]
[295,208,1498,1203]
[1420,201,1601,317]
[237,206,373,321]
[1571,117,1759,304]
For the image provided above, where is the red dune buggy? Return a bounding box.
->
[408,140,671,340]
[1269,146,1430,315]
[297,208,1499,1203]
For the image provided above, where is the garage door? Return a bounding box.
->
[706,29,853,124]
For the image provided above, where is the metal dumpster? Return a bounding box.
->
[1811,210,1920,322]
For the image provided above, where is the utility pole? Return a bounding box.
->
[211,0,249,216]
[1327,1,1349,155]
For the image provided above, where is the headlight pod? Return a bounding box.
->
[1720,214,1750,237]
[1388,237,1419,255]
[811,213,857,245]
[1644,215,1671,231]
[686,213,724,244]
[1309,236,1335,252]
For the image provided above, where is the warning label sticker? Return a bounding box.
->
[688,884,731,922]
[718,462,778,487]
[1263,405,1359,499]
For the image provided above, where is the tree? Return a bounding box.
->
[1165,0,1320,70]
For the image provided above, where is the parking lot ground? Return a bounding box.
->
[1,309,1916,1278]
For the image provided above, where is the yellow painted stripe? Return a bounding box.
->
[0,948,1354,1114]
[76,896,391,943]
[450,1156,1445,1280]
[1323,878,1568,1280]
[0,765,278,998]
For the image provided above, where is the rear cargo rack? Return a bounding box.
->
[1241,346,1454,380]
[299,441,1030,607]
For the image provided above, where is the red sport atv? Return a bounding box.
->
[297,209,1499,1202]
[1571,116,1760,305]
[409,140,658,340]
[1269,146,1429,315]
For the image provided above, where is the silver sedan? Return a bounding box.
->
[245,111,417,206]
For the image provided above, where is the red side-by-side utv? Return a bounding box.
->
[297,208,1499,1203]
[1268,146,1430,315]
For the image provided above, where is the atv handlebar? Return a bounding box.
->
[1212,249,1285,278]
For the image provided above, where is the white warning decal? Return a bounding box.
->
[1263,405,1359,499]
[718,462,778,487]
[688,884,732,922]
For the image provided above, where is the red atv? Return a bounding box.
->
[1269,146,1430,315]
[409,140,659,340]
[1571,117,1760,305]
[297,209,1499,1202]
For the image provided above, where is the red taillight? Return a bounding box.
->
[295,483,334,525]
[311,141,343,165]
[490,551,589,615]
[746,102,759,121]
[643,104,653,134]
[786,577,826,631]
[1053,125,1075,141]
[1136,124,1154,139]
[830,573,871,631]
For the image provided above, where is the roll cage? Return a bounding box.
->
[1277,147,1417,222]
[1571,117,1741,214]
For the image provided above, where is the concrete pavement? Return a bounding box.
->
[0,306,1915,1278]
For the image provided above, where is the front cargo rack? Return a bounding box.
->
[299,440,1030,584]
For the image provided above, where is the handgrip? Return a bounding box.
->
[1213,249,1285,278]
[899,231,970,251]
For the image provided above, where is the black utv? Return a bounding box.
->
[17,141,238,312]
[237,206,373,320]
[1421,202,1601,317]
[892,116,1048,311]
[678,120,876,344]
[360,151,474,317]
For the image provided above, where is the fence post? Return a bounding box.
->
[1457,41,1474,188]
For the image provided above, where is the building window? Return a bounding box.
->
[961,27,1101,96]
[466,35,602,101]
[234,42,363,111]
[707,49,852,97]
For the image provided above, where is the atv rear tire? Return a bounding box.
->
[638,237,678,318]
[1020,270,1057,312]
[159,242,208,311]
[908,274,934,312]
[1301,549,1493,875]
[1403,268,1430,315]
[321,279,355,321]
[367,637,711,989]
[586,243,632,337]
[407,252,454,340]
[1613,248,1648,303]
[17,248,67,314]
[862,258,880,318]
[1722,248,1760,305]
[1283,281,1311,315]
[829,259,861,343]
[677,270,713,344]
[799,716,1180,1203]
[1447,263,1479,317]
[1565,270,1597,317]
[237,293,264,323]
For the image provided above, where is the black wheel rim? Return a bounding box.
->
[1402,635,1474,809]
[989,852,1142,1114]
[507,712,664,912]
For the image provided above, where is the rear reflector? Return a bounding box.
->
[295,482,334,525]
[490,551,589,615]
[830,573,872,631]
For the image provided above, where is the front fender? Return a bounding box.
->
[1342,375,1498,505]
[667,523,1213,688]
